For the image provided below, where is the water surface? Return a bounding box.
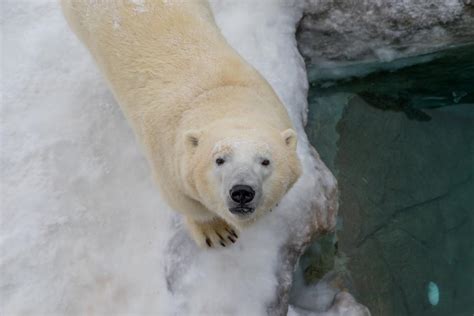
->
[304,44,474,316]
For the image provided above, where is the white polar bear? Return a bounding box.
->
[61,0,301,248]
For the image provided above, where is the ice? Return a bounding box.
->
[288,292,371,316]
[0,0,351,314]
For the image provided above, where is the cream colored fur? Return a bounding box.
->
[61,0,301,248]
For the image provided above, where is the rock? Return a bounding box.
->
[298,0,474,66]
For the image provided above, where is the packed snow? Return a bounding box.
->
[1,0,345,315]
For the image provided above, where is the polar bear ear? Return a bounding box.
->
[281,129,297,149]
[184,130,202,151]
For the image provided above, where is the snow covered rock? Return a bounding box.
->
[298,0,474,68]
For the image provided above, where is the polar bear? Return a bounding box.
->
[61,0,301,248]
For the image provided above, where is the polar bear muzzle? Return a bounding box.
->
[228,185,256,215]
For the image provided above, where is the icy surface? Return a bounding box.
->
[1,0,341,315]
[288,292,371,316]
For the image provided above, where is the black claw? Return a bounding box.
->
[216,232,224,242]
[225,228,238,238]
[228,236,235,243]
[206,238,212,247]
[220,241,226,247]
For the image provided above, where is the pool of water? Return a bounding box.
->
[303,44,474,315]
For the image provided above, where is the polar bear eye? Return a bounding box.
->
[261,159,270,166]
[215,158,225,166]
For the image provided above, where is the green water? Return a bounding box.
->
[305,44,474,315]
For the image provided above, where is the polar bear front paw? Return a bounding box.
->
[185,217,239,248]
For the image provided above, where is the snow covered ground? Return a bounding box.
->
[1,1,354,314]
[2,1,174,313]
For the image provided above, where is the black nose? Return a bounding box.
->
[230,185,255,204]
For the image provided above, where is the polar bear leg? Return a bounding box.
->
[185,217,239,248]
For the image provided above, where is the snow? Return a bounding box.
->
[1,0,337,314]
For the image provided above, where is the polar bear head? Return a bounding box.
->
[181,123,301,226]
